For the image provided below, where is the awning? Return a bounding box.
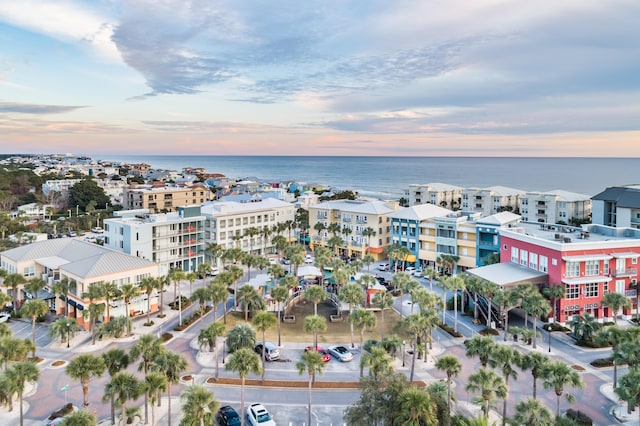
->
[562,254,613,262]
[611,252,640,259]
[561,276,612,285]
[37,256,70,269]
[467,262,548,287]
[404,255,417,262]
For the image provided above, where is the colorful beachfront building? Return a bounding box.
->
[308,199,399,260]
[475,212,522,266]
[499,222,640,324]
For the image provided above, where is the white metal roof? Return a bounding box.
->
[468,262,547,287]
[562,254,613,262]
[562,276,612,285]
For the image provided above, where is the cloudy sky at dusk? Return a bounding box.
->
[1,0,639,157]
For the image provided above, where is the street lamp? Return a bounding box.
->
[402,340,406,367]
[548,325,552,353]
[66,322,70,348]
[222,340,226,365]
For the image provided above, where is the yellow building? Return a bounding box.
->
[124,184,212,213]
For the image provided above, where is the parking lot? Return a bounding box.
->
[6,317,53,347]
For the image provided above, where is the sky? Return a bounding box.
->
[1,0,640,157]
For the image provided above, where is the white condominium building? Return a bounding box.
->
[201,198,296,254]
[103,206,205,276]
[461,186,525,216]
[405,183,464,209]
[518,190,591,224]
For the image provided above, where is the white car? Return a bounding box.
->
[413,267,423,277]
[91,227,104,234]
[246,403,276,426]
[305,254,313,264]
[405,266,416,275]
[207,267,220,276]
[0,312,9,323]
[377,263,390,271]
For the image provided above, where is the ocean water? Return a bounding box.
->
[95,155,640,198]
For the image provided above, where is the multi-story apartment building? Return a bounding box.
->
[0,239,159,328]
[405,183,464,208]
[518,190,591,224]
[461,186,524,216]
[475,212,522,267]
[123,184,211,213]
[201,198,296,255]
[103,206,205,275]
[591,185,640,229]
[498,222,640,324]
[388,204,453,267]
[309,199,400,260]
[96,178,128,206]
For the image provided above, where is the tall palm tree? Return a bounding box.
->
[424,267,438,292]
[191,286,211,317]
[464,335,495,368]
[542,360,584,417]
[66,354,107,407]
[168,268,187,325]
[360,346,392,379]
[488,344,521,425]
[102,281,121,321]
[119,283,139,331]
[520,351,551,400]
[596,325,629,389]
[6,361,39,426]
[85,302,105,345]
[304,285,326,315]
[398,387,438,426]
[103,372,142,426]
[615,368,640,424]
[152,351,188,426]
[225,347,262,426]
[479,280,500,329]
[340,283,364,348]
[401,277,421,315]
[3,273,26,311]
[513,398,554,426]
[350,308,376,350]
[205,242,225,269]
[304,315,327,349]
[403,313,428,382]
[19,299,48,357]
[603,292,632,324]
[260,225,272,255]
[102,348,130,425]
[252,311,276,381]
[130,335,163,419]
[297,350,326,426]
[436,254,459,277]
[466,367,508,419]
[227,265,244,312]
[543,283,565,324]
[198,322,226,380]
[24,277,46,301]
[139,277,160,325]
[244,226,260,254]
[210,281,229,323]
[521,292,551,349]
[435,354,461,411]
[362,227,376,255]
[271,285,290,347]
[143,372,167,426]
[372,291,394,341]
[52,277,71,317]
[237,285,261,322]
[181,385,219,426]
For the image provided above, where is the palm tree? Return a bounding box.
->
[397,387,438,426]
[362,254,375,272]
[542,283,565,324]
[521,292,551,349]
[102,348,130,425]
[185,271,199,298]
[66,354,107,407]
[596,325,629,389]
[513,398,554,426]
[435,354,461,411]
[372,291,394,341]
[191,286,211,317]
[615,368,640,423]
[209,281,229,323]
[603,292,632,324]
[3,273,26,311]
[542,360,584,417]
[252,311,276,381]
[340,283,364,348]
[446,276,465,332]
[237,285,261,322]
[102,281,121,321]
[168,268,187,324]
[205,242,225,269]
[6,361,39,426]
[362,227,377,255]
[297,349,326,426]
[24,277,46,301]
[401,277,421,315]
[360,345,392,379]
[103,372,142,426]
[152,351,188,426]
[181,384,219,426]
[520,351,551,400]
[225,347,262,426]
[130,335,163,419]
[52,277,71,317]
[119,283,139,330]
[304,285,326,315]
[488,344,521,425]
[424,267,438,292]
[143,372,167,426]
[227,265,244,312]
[85,302,105,345]
[466,367,508,418]
[198,321,225,380]
[403,313,428,382]
[271,285,290,347]
[48,317,78,347]
[350,308,376,350]
[19,299,48,357]
[139,277,160,325]
[59,410,97,426]
[304,315,327,349]
[436,254,459,277]
[464,335,495,368]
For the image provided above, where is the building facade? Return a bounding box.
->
[475,212,522,267]
[103,206,205,276]
[461,186,525,216]
[518,190,591,224]
[405,183,464,209]
[123,184,212,213]
[591,185,640,229]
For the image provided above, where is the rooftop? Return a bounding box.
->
[501,222,640,244]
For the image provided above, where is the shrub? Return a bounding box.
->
[446,294,463,311]
[438,323,463,338]
[565,408,593,425]
[479,327,499,336]
[590,357,614,368]
[542,323,570,332]
[363,339,380,353]
[161,332,173,342]
[48,403,73,420]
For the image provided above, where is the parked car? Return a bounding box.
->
[377,263,390,271]
[305,254,313,264]
[217,405,241,426]
[268,258,277,265]
[91,227,104,234]
[246,403,276,426]
[254,342,280,361]
[0,312,10,323]
[413,267,423,277]
[304,345,331,362]
[67,231,77,237]
[83,236,96,243]
[327,345,353,362]
[405,266,416,275]
[207,267,220,276]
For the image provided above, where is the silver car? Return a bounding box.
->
[327,345,353,362]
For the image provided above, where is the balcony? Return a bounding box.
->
[611,268,638,277]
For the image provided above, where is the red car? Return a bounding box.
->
[304,346,331,362]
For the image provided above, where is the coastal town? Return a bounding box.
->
[0,153,639,426]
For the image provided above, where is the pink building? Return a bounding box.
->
[499,223,639,324]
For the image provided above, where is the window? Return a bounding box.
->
[511,247,519,263]
[566,261,580,278]
[584,283,598,298]
[616,258,626,274]
[633,258,638,265]
[566,284,579,299]
[616,280,625,295]
[585,260,599,276]
[529,253,538,270]
[519,249,528,266]
[23,266,35,277]
[603,262,609,275]
[603,282,609,294]
[540,256,548,272]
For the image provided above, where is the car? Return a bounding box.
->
[0,312,9,323]
[83,236,96,243]
[254,342,280,361]
[405,266,416,275]
[67,231,77,237]
[216,405,241,426]
[305,254,313,264]
[413,267,423,277]
[246,403,276,426]
[305,345,331,362]
[91,227,104,234]
[268,257,277,265]
[327,345,353,362]
[207,267,220,276]
[377,263,390,271]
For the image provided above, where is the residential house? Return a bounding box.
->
[591,185,640,229]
